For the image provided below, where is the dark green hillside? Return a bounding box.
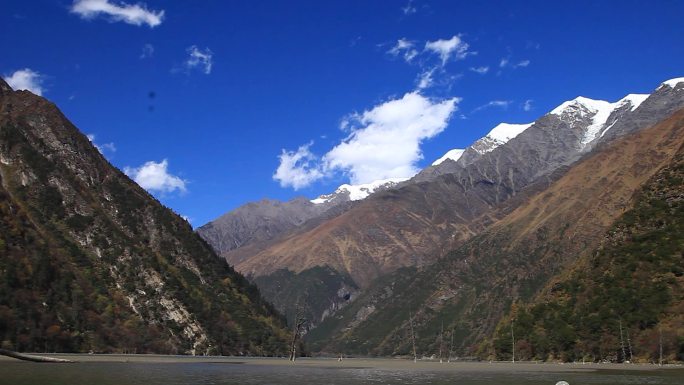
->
[493,148,684,363]
[0,79,289,355]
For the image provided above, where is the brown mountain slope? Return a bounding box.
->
[228,83,684,290]
[307,107,684,356]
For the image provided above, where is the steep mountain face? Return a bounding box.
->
[0,79,289,355]
[306,107,684,357]
[198,79,684,329]
[229,81,683,287]
[197,197,329,263]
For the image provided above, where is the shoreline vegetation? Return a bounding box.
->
[0,353,682,371]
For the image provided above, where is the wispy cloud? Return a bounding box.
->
[469,66,489,74]
[499,57,530,69]
[140,43,154,59]
[401,0,417,15]
[3,68,45,95]
[416,68,435,89]
[184,45,213,74]
[86,134,116,154]
[514,59,530,68]
[522,99,533,111]
[273,142,324,190]
[387,38,419,63]
[124,159,187,194]
[473,100,512,113]
[424,35,472,66]
[70,0,164,28]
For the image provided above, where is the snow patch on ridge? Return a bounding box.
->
[311,177,408,204]
[487,122,533,143]
[618,94,648,111]
[432,149,465,166]
[660,77,684,88]
[550,94,648,147]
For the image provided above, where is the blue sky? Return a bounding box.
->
[2,0,683,226]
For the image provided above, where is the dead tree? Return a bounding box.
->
[619,318,627,362]
[409,310,417,362]
[289,305,307,362]
[0,349,73,363]
[447,325,454,363]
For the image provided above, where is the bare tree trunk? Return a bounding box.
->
[619,319,627,363]
[439,322,444,363]
[0,349,73,363]
[289,305,307,362]
[659,327,663,366]
[511,319,515,363]
[409,310,417,362]
[448,326,454,363]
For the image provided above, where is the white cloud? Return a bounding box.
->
[324,92,460,184]
[416,68,435,89]
[522,99,533,111]
[499,57,530,69]
[469,66,489,74]
[3,68,45,95]
[473,100,511,113]
[402,0,417,15]
[140,43,154,59]
[124,159,187,194]
[424,35,471,66]
[184,45,213,74]
[70,0,164,28]
[86,134,116,154]
[387,38,418,63]
[275,93,460,189]
[273,143,324,190]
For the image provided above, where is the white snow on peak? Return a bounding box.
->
[661,77,684,88]
[432,148,465,166]
[550,96,610,116]
[470,122,534,155]
[311,177,408,204]
[617,94,648,111]
[487,122,534,143]
[550,96,631,147]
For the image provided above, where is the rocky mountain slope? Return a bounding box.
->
[199,79,684,328]
[306,106,684,358]
[227,81,682,282]
[0,78,290,355]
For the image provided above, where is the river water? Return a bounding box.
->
[1,356,682,385]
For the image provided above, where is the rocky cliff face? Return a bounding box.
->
[307,106,684,357]
[0,78,289,355]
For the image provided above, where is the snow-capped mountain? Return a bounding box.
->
[311,177,409,204]
[549,94,648,148]
[469,122,534,154]
[432,148,465,166]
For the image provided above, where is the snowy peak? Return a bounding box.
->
[471,122,533,154]
[550,96,612,116]
[488,122,534,143]
[660,77,684,89]
[617,94,649,111]
[549,94,650,147]
[432,148,465,166]
[311,177,408,204]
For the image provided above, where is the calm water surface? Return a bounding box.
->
[1,357,682,385]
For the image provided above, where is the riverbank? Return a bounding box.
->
[1,354,681,372]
